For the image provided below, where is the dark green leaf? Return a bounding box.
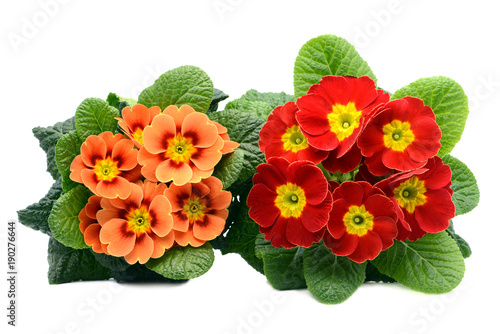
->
[17,178,63,235]
[32,117,75,179]
[446,221,472,259]
[365,262,396,283]
[207,88,229,113]
[48,237,110,284]
[442,154,480,216]
[138,65,214,112]
[303,242,366,304]
[146,243,215,280]
[111,264,187,283]
[392,77,469,157]
[294,34,377,98]
[372,232,465,294]
[255,235,306,290]
[92,252,131,272]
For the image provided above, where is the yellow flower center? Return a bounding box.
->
[165,133,197,164]
[327,102,363,142]
[132,128,144,145]
[383,120,415,151]
[93,157,120,182]
[275,183,307,218]
[343,205,374,237]
[393,176,427,213]
[125,206,152,235]
[282,125,309,153]
[183,197,207,223]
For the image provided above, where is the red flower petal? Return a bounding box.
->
[300,193,332,232]
[344,76,378,110]
[347,230,383,263]
[259,215,296,249]
[415,189,454,233]
[285,216,324,247]
[326,198,349,239]
[323,231,358,256]
[287,161,328,205]
[296,94,332,136]
[253,160,286,192]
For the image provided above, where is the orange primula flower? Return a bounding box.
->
[97,181,175,264]
[164,176,231,247]
[138,105,224,186]
[70,132,142,199]
[210,120,239,154]
[78,195,108,254]
[116,104,161,148]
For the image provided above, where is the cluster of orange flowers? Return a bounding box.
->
[70,104,238,264]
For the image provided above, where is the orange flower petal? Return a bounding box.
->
[142,180,167,206]
[189,165,214,183]
[190,137,223,171]
[182,112,218,148]
[122,104,152,131]
[112,139,138,171]
[174,227,205,247]
[212,208,229,220]
[137,148,162,182]
[192,180,211,199]
[121,164,143,182]
[109,182,143,210]
[81,135,106,167]
[143,114,176,154]
[96,201,121,225]
[163,105,195,129]
[123,233,154,264]
[171,212,190,232]
[83,223,105,253]
[85,195,103,219]
[79,208,95,233]
[149,195,173,237]
[150,231,175,258]
[81,169,99,195]
[100,132,125,156]
[221,140,239,154]
[164,183,192,211]
[69,155,86,183]
[96,176,132,199]
[100,218,136,256]
[156,160,193,186]
[193,214,226,241]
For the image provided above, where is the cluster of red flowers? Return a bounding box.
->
[248,76,455,263]
[71,104,237,264]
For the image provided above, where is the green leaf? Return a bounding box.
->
[146,243,215,280]
[48,185,92,249]
[138,65,214,112]
[371,232,465,294]
[75,98,120,140]
[391,77,469,157]
[107,92,137,111]
[442,154,480,216]
[32,117,75,179]
[213,148,245,189]
[92,252,131,272]
[207,88,229,113]
[303,242,366,304]
[255,235,306,290]
[220,185,264,273]
[224,89,295,120]
[111,264,187,283]
[55,130,83,192]
[446,221,472,259]
[365,262,396,283]
[17,178,63,235]
[208,110,265,181]
[294,34,377,98]
[48,237,110,284]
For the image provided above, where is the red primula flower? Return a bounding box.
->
[258,101,328,164]
[79,195,108,254]
[70,132,142,199]
[375,156,455,241]
[137,105,224,186]
[296,75,389,157]
[358,96,441,176]
[164,176,232,247]
[324,181,398,263]
[117,103,161,148]
[97,181,175,264]
[247,157,333,248]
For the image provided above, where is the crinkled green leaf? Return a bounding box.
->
[48,237,110,284]
[48,185,92,249]
[107,92,137,111]
[213,148,245,189]
[294,34,377,98]
[55,130,83,192]
[303,242,366,304]
[32,117,75,179]
[92,252,131,272]
[138,65,214,112]
[225,89,295,120]
[442,154,480,216]
[207,88,229,113]
[17,178,63,235]
[255,235,306,290]
[365,262,396,283]
[392,77,469,157]
[208,110,265,181]
[372,232,465,294]
[146,243,214,280]
[75,98,119,140]
[446,221,472,259]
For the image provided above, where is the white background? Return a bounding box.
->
[1,1,498,333]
